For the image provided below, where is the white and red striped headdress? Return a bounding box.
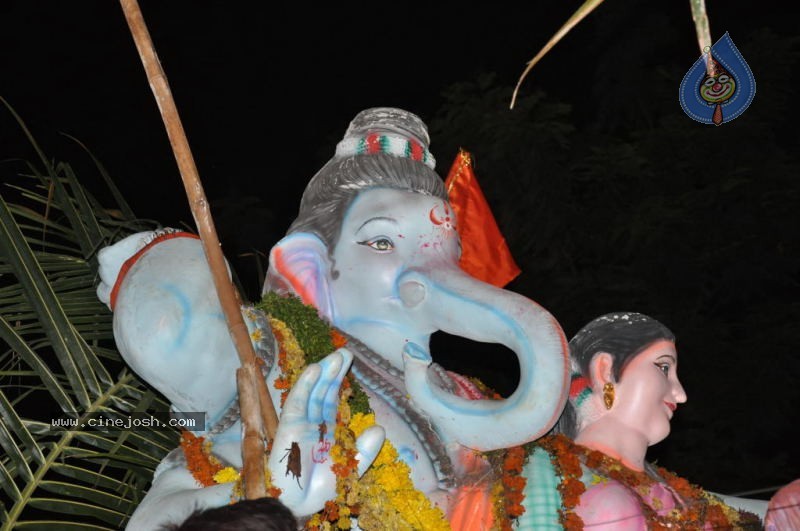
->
[334,108,436,169]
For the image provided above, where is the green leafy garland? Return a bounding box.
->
[256,292,371,415]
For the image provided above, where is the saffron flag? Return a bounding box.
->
[445,149,521,287]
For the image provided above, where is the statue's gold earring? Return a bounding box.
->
[603,382,615,410]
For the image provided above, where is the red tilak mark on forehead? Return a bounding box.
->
[430,206,444,225]
[430,204,452,224]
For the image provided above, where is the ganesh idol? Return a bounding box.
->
[96,108,570,529]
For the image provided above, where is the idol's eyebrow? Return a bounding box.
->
[356,216,398,233]
[656,354,677,363]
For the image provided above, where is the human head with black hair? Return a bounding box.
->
[163,497,298,531]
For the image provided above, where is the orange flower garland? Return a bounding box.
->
[469,378,529,530]
[270,319,308,407]
[330,329,348,349]
[537,434,761,530]
[501,446,528,523]
[268,309,451,530]
[268,319,360,531]
[318,378,360,530]
[180,430,244,496]
[185,294,545,530]
[180,431,225,487]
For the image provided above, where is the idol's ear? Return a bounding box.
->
[589,352,615,391]
[265,233,335,320]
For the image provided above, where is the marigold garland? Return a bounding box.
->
[331,329,348,349]
[180,431,225,487]
[264,295,456,530]
[183,294,535,530]
[320,380,359,530]
[270,317,307,407]
[265,312,360,531]
[490,474,509,531]
[273,320,449,530]
[483,439,530,531]
[212,466,241,484]
[178,296,763,530]
[350,413,450,531]
[471,377,529,530]
[502,446,528,520]
[536,434,762,530]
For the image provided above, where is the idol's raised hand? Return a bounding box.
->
[268,349,384,517]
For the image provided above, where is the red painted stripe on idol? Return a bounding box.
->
[569,376,590,398]
[409,140,423,161]
[366,133,381,154]
[110,232,200,310]
[271,247,316,308]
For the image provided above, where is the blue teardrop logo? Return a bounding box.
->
[679,32,756,125]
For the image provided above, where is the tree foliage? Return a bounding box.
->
[429,27,799,494]
[0,102,173,529]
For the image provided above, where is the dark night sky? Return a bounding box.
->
[2,1,798,498]
[3,1,780,224]
[5,1,577,223]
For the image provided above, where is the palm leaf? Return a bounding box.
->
[511,1,715,108]
[511,0,607,109]
[1,101,177,529]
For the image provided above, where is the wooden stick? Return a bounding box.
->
[119,0,278,499]
[689,0,714,75]
[237,365,269,498]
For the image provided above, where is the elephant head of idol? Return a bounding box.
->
[265,108,569,451]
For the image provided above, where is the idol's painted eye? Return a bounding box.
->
[704,77,716,86]
[718,74,730,83]
[655,363,670,377]
[358,237,394,252]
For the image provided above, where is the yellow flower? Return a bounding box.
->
[307,514,322,528]
[350,413,450,530]
[267,315,451,530]
[348,412,376,436]
[213,466,240,484]
[590,473,609,485]
[270,318,306,386]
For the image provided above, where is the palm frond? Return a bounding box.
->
[1,101,175,529]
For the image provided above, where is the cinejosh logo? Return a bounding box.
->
[50,411,205,431]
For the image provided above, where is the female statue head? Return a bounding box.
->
[557,312,684,448]
[523,323,771,528]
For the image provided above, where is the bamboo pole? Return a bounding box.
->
[119,0,278,499]
[690,0,714,75]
